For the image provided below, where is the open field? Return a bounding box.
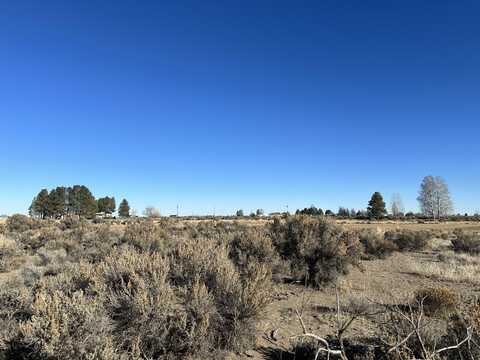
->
[1,215,480,359]
[163,217,480,232]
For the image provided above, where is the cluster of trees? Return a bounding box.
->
[29,186,130,219]
[235,209,265,217]
[296,206,324,216]
[27,176,456,221]
[293,176,455,220]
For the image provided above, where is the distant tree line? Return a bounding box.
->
[293,176,457,221]
[29,185,130,219]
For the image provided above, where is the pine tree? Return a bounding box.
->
[367,192,387,219]
[30,189,49,218]
[46,187,67,218]
[118,199,130,218]
[98,196,116,215]
[68,185,97,218]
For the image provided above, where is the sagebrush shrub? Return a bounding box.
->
[16,227,62,252]
[122,220,169,253]
[451,230,480,254]
[19,290,115,359]
[415,286,458,317]
[6,214,39,233]
[228,227,283,277]
[0,285,31,354]
[170,236,272,351]
[384,230,431,251]
[97,249,194,358]
[270,216,361,286]
[58,216,86,230]
[0,235,25,272]
[359,230,397,259]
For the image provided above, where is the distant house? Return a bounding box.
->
[95,212,113,219]
[269,212,284,217]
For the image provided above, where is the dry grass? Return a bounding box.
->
[2,216,480,359]
[404,251,480,284]
[0,234,16,251]
[339,219,480,232]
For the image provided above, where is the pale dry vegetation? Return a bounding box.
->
[1,215,480,359]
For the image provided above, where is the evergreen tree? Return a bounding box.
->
[30,189,49,218]
[118,199,130,218]
[98,196,116,215]
[337,207,350,217]
[367,192,387,219]
[68,185,97,218]
[47,187,67,218]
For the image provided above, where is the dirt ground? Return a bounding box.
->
[228,236,480,359]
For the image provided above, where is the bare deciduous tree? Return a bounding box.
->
[143,206,161,218]
[391,193,405,217]
[417,176,453,219]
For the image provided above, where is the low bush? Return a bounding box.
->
[58,216,86,230]
[451,230,480,254]
[414,286,458,317]
[270,216,361,286]
[19,290,115,359]
[359,230,397,259]
[384,230,431,251]
[6,214,39,233]
[0,285,32,355]
[170,236,272,352]
[16,227,63,252]
[97,249,191,358]
[122,220,169,253]
[0,228,272,359]
[0,235,25,272]
[228,227,285,278]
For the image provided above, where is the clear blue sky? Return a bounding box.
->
[1,0,479,216]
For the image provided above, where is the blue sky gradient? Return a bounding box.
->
[1,1,479,215]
